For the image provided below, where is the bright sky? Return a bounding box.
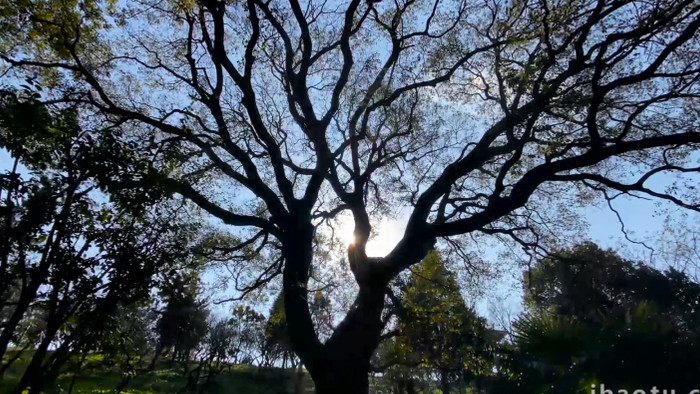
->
[335,213,409,257]
[325,170,700,327]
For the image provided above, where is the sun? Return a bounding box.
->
[336,213,357,247]
[333,214,405,256]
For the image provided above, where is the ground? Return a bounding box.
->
[1,351,319,394]
[1,349,409,393]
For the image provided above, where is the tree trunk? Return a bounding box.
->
[15,317,79,394]
[312,364,369,394]
[394,380,404,394]
[440,369,450,394]
[0,183,78,361]
[293,363,304,394]
[148,342,164,370]
[0,280,41,360]
[12,325,56,394]
[305,287,386,394]
[394,379,417,394]
[281,215,389,394]
[285,280,387,393]
[38,344,74,394]
[406,378,417,394]
[0,341,31,379]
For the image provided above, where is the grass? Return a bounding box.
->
[1,351,316,394]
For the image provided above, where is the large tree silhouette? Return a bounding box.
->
[2,0,699,392]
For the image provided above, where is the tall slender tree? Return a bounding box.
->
[376,251,495,394]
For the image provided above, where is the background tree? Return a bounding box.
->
[376,251,497,394]
[154,272,209,367]
[229,305,266,365]
[263,291,297,368]
[3,0,700,392]
[96,303,159,392]
[0,87,202,393]
[205,317,237,370]
[497,243,700,393]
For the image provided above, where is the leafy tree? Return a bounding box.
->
[229,305,266,365]
[181,315,238,391]
[524,242,635,320]
[154,273,209,367]
[206,317,237,367]
[92,303,159,391]
[525,242,700,327]
[500,243,700,393]
[114,304,159,368]
[263,291,296,368]
[3,0,700,392]
[0,89,199,393]
[376,251,495,394]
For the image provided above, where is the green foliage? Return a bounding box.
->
[228,305,265,365]
[378,251,498,392]
[156,274,209,363]
[1,351,310,393]
[0,0,114,64]
[262,291,294,367]
[206,317,237,365]
[0,87,58,168]
[97,303,158,367]
[0,90,202,393]
[499,243,700,393]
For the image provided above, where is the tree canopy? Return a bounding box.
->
[375,251,497,394]
[500,243,700,393]
[1,0,699,392]
[0,87,202,393]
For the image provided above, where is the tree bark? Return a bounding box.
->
[281,213,389,394]
[312,364,370,394]
[406,378,417,394]
[440,369,451,394]
[293,363,304,394]
[148,341,164,370]
[12,322,57,394]
[0,275,43,360]
[14,312,83,394]
[306,287,386,394]
[284,278,387,393]
[0,182,77,361]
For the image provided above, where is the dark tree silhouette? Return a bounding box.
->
[0,88,200,394]
[500,243,700,393]
[153,273,209,367]
[2,0,700,391]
